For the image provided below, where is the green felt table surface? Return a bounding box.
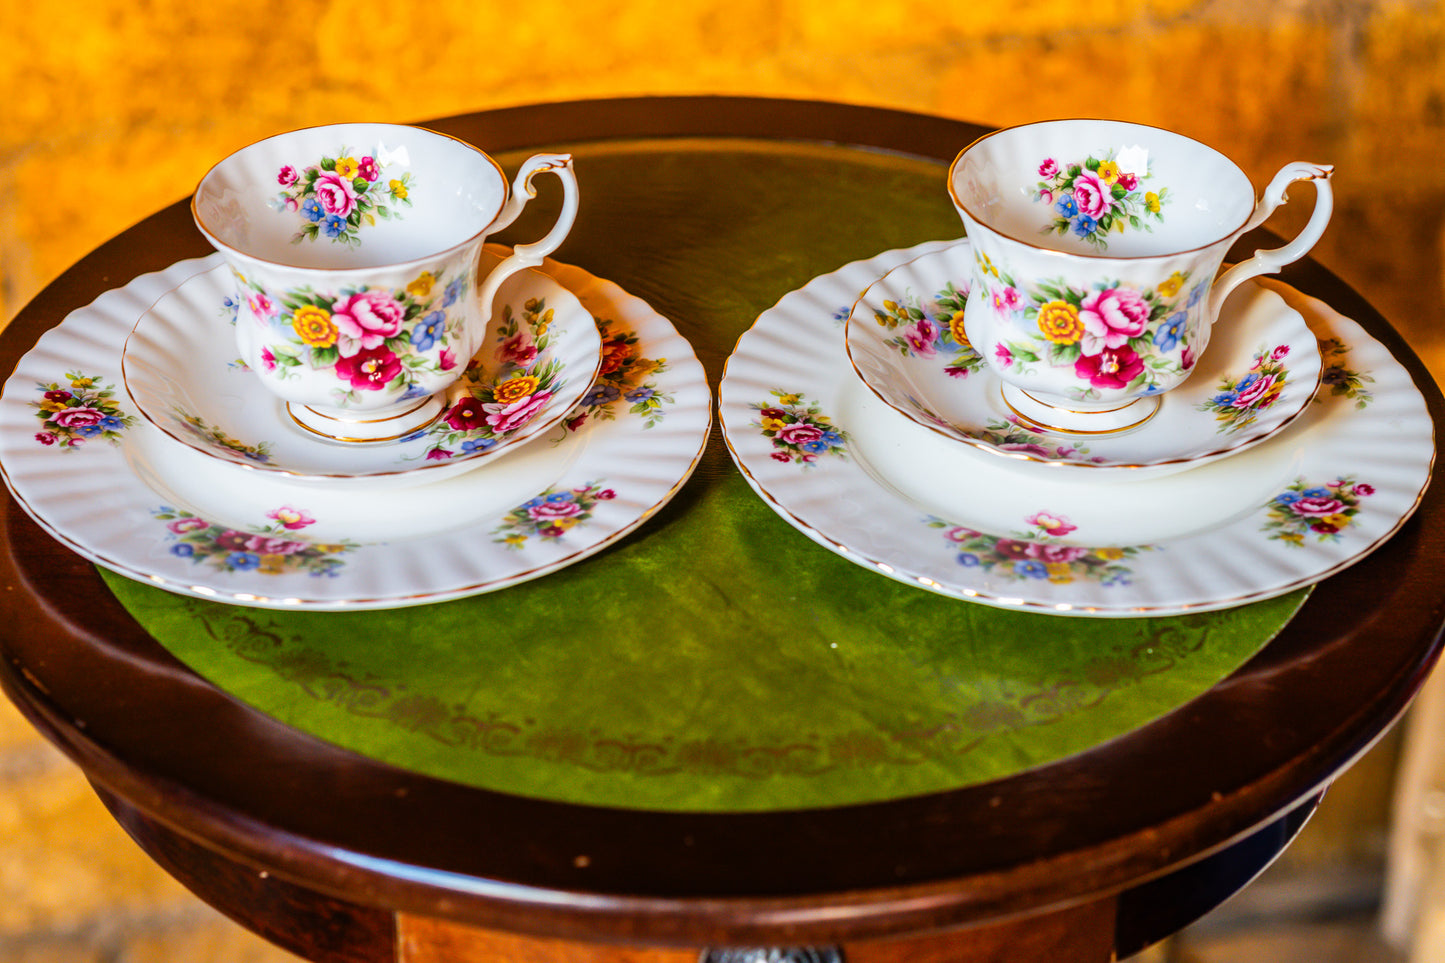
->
[99,138,1307,812]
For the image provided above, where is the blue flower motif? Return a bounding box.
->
[170,544,195,558]
[802,439,829,453]
[1153,312,1187,352]
[411,311,446,352]
[302,198,324,222]
[75,424,105,437]
[227,552,261,571]
[1302,487,1332,499]
[1072,215,1097,237]
[443,278,465,307]
[461,438,497,454]
[98,415,125,431]
[1212,392,1239,408]
[523,496,546,509]
[957,553,981,568]
[820,430,843,447]
[1235,372,1261,393]
[582,383,621,407]
[1187,282,1207,307]
[1056,194,1079,218]
[624,387,655,403]
[545,492,575,503]
[322,214,347,238]
[400,383,428,400]
[400,428,430,443]
[1275,491,1303,504]
[1014,560,1049,579]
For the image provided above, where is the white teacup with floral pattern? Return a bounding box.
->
[193,123,579,443]
[949,119,1332,434]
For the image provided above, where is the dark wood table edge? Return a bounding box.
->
[1,95,1442,949]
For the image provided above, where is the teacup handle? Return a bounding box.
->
[475,153,579,318]
[1207,162,1334,321]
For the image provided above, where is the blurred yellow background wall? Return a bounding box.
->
[4,0,1445,375]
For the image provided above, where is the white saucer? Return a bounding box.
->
[845,240,1322,477]
[720,240,1434,617]
[120,252,602,486]
[0,254,710,610]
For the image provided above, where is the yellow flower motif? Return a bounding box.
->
[1146,191,1161,213]
[1097,160,1120,184]
[494,374,540,404]
[314,544,348,554]
[776,393,801,405]
[292,305,338,347]
[1045,562,1075,584]
[1094,547,1125,561]
[69,376,96,389]
[1157,272,1186,299]
[550,517,579,530]
[1037,300,1084,345]
[389,178,408,200]
[949,314,970,348]
[334,157,360,179]
[1323,513,1352,529]
[407,272,436,298]
[259,555,288,575]
[536,308,554,335]
[1114,218,1126,232]
[525,298,542,312]
[760,416,785,432]
[503,534,527,546]
[1281,531,1305,545]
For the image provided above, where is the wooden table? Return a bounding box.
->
[2,97,1443,963]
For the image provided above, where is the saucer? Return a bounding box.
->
[120,252,603,484]
[720,240,1433,617]
[0,255,710,610]
[845,240,1322,476]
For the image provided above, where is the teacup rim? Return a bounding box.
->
[190,121,510,274]
[947,117,1254,262]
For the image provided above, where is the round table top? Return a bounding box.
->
[2,96,1443,949]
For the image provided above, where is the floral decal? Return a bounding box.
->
[565,318,672,434]
[1263,477,1374,545]
[153,505,358,576]
[273,148,414,246]
[971,418,1105,463]
[753,391,847,467]
[1198,344,1292,432]
[977,251,1203,402]
[409,296,566,461]
[171,411,273,463]
[930,512,1151,586]
[869,281,986,379]
[241,267,467,406]
[31,372,137,450]
[1318,337,1375,408]
[493,482,616,549]
[1034,151,1167,250]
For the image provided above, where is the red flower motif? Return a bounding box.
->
[334,346,401,391]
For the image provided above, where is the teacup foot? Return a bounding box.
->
[287,395,444,444]
[1001,383,1161,436]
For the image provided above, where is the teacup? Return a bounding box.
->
[948,119,1332,434]
[193,123,579,442]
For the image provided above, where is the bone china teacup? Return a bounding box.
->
[949,119,1333,434]
[193,123,579,442]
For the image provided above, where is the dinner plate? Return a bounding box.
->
[844,240,1322,476]
[121,255,603,484]
[720,240,1434,616]
[0,250,710,609]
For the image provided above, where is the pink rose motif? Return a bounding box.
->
[333,290,407,355]
[1355,483,1375,496]
[314,171,358,218]
[1080,287,1151,351]
[334,346,402,391]
[266,506,315,530]
[1075,345,1144,390]
[594,489,617,500]
[1116,172,1139,191]
[527,499,583,522]
[357,156,380,181]
[216,530,251,551]
[1038,158,1059,178]
[244,535,307,556]
[284,197,299,213]
[34,432,56,446]
[278,165,299,186]
[776,422,824,447]
[168,518,209,534]
[770,451,792,463]
[484,391,552,433]
[52,406,105,429]
[1272,344,1292,361]
[1038,188,1054,204]
[1233,374,1277,408]
[1289,496,1346,517]
[1027,543,1089,564]
[1070,170,1114,219]
[498,332,538,367]
[1026,511,1077,537]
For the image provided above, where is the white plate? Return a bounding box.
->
[120,255,603,483]
[0,253,710,610]
[845,240,1322,476]
[720,240,1434,617]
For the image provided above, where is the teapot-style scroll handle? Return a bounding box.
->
[1207,162,1333,321]
[475,153,579,316]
